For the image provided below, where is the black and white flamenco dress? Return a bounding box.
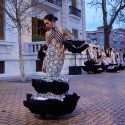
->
[23,28,83,117]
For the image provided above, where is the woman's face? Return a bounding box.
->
[44,19,53,30]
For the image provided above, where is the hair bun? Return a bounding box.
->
[54,16,58,22]
[44,14,58,22]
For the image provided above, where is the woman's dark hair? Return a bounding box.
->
[44,14,58,22]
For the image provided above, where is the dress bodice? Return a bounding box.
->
[48,28,64,47]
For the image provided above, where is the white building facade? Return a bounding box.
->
[0,0,86,77]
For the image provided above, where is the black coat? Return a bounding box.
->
[37,44,48,60]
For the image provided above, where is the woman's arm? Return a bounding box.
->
[62,27,76,40]
[60,44,65,55]
[41,32,49,72]
[60,27,77,55]
[45,31,49,46]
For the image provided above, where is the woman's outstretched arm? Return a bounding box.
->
[63,27,76,40]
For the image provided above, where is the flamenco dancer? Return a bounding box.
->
[23,14,89,117]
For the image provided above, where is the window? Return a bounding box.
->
[32,17,46,42]
[0,0,5,40]
[0,61,5,74]
[72,28,78,38]
[100,32,104,37]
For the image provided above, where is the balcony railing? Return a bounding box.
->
[23,42,45,55]
[47,0,62,7]
[69,6,81,17]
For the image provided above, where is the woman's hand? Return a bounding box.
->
[42,61,46,73]
[42,66,46,73]
[60,46,65,56]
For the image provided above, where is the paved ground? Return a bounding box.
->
[0,71,125,125]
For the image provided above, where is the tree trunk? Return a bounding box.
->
[102,0,110,51]
[104,26,110,50]
[17,22,25,81]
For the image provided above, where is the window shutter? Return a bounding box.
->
[32,17,38,41]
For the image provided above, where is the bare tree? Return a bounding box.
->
[0,0,44,81]
[88,0,125,50]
